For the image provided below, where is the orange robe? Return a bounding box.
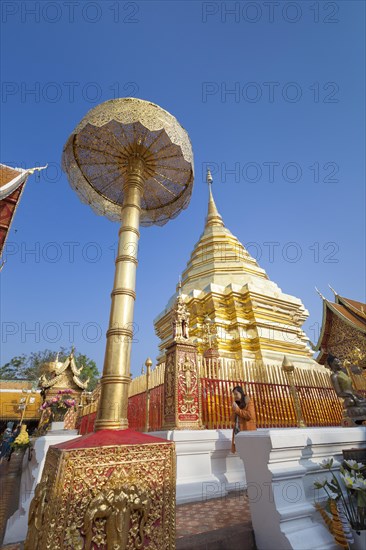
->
[231,398,257,453]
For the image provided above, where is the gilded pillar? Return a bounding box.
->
[95,160,143,431]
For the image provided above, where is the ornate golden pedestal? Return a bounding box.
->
[24,430,175,550]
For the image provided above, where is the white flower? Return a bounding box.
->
[352,477,366,491]
[340,473,357,489]
[344,459,364,471]
[314,478,327,489]
[320,458,333,470]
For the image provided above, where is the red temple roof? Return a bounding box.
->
[0,164,29,259]
[336,295,366,321]
[314,290,366,364]
[0,163,46,264]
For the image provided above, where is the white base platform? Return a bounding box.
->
[235,426,366,550]
[3,430,80,545]
[152,429,246,504]
[7,426,363,548]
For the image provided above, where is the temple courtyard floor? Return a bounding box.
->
[0,456,256,550]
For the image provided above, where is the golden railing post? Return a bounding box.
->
[144,357,152,432]
[282,355,306,428]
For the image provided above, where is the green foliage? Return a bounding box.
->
[0,355,28,380]
[0,347,100,391]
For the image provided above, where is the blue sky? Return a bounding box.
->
[1,1,365,377]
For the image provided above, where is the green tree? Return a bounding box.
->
[0,354,28,380]
[0,347,100,391]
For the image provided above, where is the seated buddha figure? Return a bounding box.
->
[326,354,366,424]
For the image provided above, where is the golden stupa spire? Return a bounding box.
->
[206,169,224,227]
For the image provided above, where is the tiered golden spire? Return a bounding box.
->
[155,164,316,365]
[175,167,268,296]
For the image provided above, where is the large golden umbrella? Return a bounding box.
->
[62,98,194,430]
[24,99,193,550]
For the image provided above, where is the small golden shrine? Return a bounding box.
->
[38,351,89,428]
[39,351,89,396]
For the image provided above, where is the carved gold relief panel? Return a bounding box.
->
[25,442,175,550]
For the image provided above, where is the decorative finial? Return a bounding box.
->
[206,169,213,185]
[315,287,326,300]
[328,284,338,296]
[28,164,48,175]
[177,276,182,296]
[282,355,294,370]
[205,167,224,228]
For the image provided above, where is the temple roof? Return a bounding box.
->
[325,301,366,332]
[0,164,28,259]
[336,295,366,321]
[0,164,46,262]
[313,291,366,357]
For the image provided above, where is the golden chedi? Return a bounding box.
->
[155,170,320,371]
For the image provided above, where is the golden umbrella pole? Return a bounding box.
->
[95,159,144,430]
[25,99,193,550]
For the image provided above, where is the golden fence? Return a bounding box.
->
[200,378,343,429]
[128,363,165,396]
[79,357,365,431]
[198,357,339,388]
[128,358,345,396]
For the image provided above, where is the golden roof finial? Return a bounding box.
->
[315,287,326,300]
[282,355,294,370]
[328,284,338,296]
[205,168,224,228]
